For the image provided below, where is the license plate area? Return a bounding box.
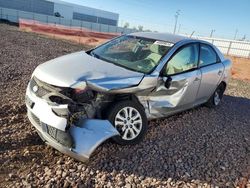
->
[40,122,57,139]
[47,125,57,139]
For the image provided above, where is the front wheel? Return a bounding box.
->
[107,101,148,145]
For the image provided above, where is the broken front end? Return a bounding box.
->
[25,76,119,162]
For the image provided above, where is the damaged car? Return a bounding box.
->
[25,32,232,162]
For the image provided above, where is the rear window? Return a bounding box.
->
[200,44,218,66]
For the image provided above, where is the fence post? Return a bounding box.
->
[227,41,232,55]
[33,13,35,24]
[16,10,19,22]
[0,8,2,19]
[211,39,214,44]
[248,52,250,59]
[81,21,83,31]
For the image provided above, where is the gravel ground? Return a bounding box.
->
[0,23,250,187]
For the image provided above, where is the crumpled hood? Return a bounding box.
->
[33,51,144,90]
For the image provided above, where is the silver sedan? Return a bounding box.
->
[25,32,232,162]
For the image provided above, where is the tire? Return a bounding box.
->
[107,100,148,145]
[206,83,226,108]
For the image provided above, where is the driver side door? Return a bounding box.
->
[148,43,202,117]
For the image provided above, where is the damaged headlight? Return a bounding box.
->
[71,81,87,94]
[70,82,96,103]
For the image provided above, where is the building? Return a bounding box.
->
[0,0,119,26]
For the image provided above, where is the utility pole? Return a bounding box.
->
[190,31,195,38]
[173,10,180,34]
[242,34,246,41]
[233,29,238,40]
[178,24,181,34]
[210,29,215,38]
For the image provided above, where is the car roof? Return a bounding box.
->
[129,32,191,44]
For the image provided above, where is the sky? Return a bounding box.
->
[60,0,250,40]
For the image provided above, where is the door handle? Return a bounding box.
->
[218,70,223,75]
[194,77,200,82]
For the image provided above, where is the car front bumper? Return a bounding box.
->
[25,82,119,162]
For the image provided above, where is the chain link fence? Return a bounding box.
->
[193,36,250,58]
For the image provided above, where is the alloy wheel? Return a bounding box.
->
[114,107,142,140]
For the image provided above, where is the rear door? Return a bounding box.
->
[195,44,225,104]
[148,43,202,117]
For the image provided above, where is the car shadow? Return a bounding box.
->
[89,94,250,186]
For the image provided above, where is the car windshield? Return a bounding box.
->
[91,35,173,74]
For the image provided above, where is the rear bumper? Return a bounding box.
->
[26,81,119,162]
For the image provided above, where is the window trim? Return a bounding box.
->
[160,42,200,77]
[198,43,221,68]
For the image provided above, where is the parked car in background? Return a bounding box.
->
[25,32,232,162]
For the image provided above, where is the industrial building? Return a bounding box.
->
[0,0,119,26]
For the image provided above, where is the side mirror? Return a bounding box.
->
[164,77,172,89]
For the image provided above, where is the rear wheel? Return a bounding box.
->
[206,83,226,108]
[107,101,148,145]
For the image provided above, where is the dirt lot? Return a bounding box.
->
[227,56,250,82]
[19,19,118,47]
[0,23,250,187]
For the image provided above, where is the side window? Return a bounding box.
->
[199,44,218,67]
[164,44,199,75]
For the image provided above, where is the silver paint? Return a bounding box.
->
[26,32,232,162]
[27,109,119,162]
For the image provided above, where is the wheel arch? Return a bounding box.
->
[219,81,227,92]
[100,93,145,119]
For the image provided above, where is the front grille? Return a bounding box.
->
[28,110,73,147]
[30,111,41,127]
[37,87,50,97]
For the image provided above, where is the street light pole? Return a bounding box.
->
[173,10,180,34]
[233,29,238,40]
[210,29,215,38]
[178,24,181,34]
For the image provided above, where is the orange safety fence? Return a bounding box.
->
[19,19,120,46]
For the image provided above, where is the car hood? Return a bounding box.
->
[33,51,144,90]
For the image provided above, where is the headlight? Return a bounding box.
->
[71,81,87,94]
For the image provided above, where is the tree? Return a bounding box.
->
[138,25,143,31]
[124,22,130,28]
